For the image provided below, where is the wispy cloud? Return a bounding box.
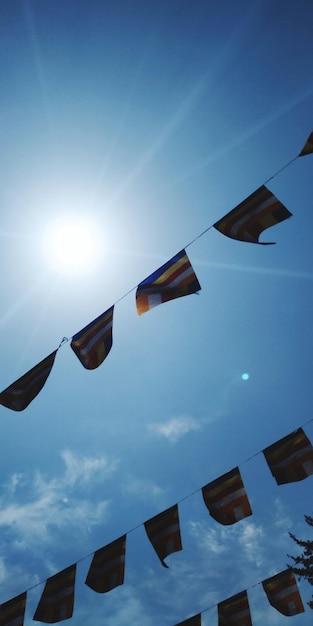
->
[0,450,118,544]
[122,476,165,502]
[148,415,201,442]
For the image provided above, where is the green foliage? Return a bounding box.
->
[288,515,313,609]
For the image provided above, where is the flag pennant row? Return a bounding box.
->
[299,131,313,156]
[136,249,201,316]
[263,427,313,485]
[213,185,292,245]
[218,590,251,626]
[2,130,313,411]
[85,534,126,593]
[70,306,114,370]
[202,467,252,525]
[0,592,26,626]
[175,615,202,626]
[262,568,304,616]
[144,504,182,568]
[33,564,76,623]
[0,351,57,412]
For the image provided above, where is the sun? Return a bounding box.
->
[44,215,102,274]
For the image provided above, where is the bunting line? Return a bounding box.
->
[1,419,312,621]
[0,130,312,412]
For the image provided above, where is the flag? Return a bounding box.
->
[33,565,76,623]
[0,351,57,411]
[144,504,182,568]
[175,615,201,626]
[218,590,251,626]
[70,306,114,370]
[136,249,201,315]
[299,131,313,156]
[263,428,313,485]
[202,467,252,525]
[85,535,126,593]
[0,592,26,626]
[213,185,292,244]
[262,568,304,616]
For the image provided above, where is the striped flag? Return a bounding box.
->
[263,428,313,485]
[85,535,126,593]
[175,615,201,626]
[202,467,252,525]
[71,306,114,370]
[299,131,313,156]
[213,185,292,244]
[0,351,57,411]
[218,590,251,626]
[33,565,76,623]
[262,568,304,616]
[0,592,26,626]
[144,504,182,568]
[136,249,201,316]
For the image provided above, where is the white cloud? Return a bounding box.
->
[148,415,201,442]
[238,522,264,566]
[0,450,118,544]
[122,476,165,502]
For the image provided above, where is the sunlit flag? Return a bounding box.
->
[175,614,201,626]
[136,249,201,315]
[71,306,114,370]
[217,590,251,626]
[85,535,126,593]
[0,351,57,411]
[262,568,304,616]
[263,428,313,485]
[213,185,292,244]
[33,565,76,623]
[144,504,182,568]
[299,131,313,156]
[0,592,26,626]
[202,467,252,525]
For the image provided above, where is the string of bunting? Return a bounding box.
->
[0,419,312,624]
[0,131,312,413]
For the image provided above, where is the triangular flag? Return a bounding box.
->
[0,592,26,626]
[202,467,252,525]
[85,535,126,593]
[213,185,292,244]
[262,568,304,616]
[33,564,76,623]
[218,590,251,626]
[136,249,201,315]
[175,614,201,626]
[263,428,313,485]
[299,131,313,156]
[0,351,57,411]
[71,306,114,370]
[144,504,182,568]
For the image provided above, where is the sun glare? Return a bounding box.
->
[45,216,102,274]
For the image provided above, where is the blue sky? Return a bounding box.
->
[0,0,313,624]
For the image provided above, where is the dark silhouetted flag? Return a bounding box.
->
[263,428,313,485]
[33,565,76,623]
[262,568,304,616]
[175,615,201,626]
[0,351,57,411]
[85,535,126,593]
[213,185,292,244]
[299,131,313,156]
[202,467,252,525]
[0,592,26,626]
[144,504,182,567]
[136,249,201,315]
[71,306,114,369]
[218,590,251,626]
